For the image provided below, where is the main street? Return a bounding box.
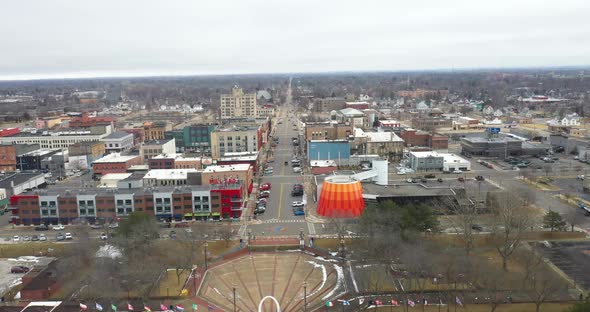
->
[243,79,319,239]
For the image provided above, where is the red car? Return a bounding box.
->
[260,185,271,191]
[11,266,30,273]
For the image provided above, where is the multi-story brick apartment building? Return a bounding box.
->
[91,153,142,177]
[9,183,244,224]
[400,129,449,150]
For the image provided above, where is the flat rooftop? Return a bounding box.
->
[102,131,132,139]
[144,169,199,180]
[21,185,211,197]
[142,139,173,145]
[362,182,459,198]
[92,153,139,164]
[461,136,522,143]
[152,153,202,161]
[0,172,44,189]
[203,163,251,173]
[20,149,59,157]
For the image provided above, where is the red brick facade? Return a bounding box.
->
[400,129,449,150]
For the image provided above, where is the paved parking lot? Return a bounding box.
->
[0,256,54,296]
[536,241,590,291]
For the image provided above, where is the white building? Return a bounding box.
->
[408,151,471,172]
[337,108,366,128]
[140,139,176,162]
[143,169,199,186]
[100,131,134,153]
[0,127,112,149]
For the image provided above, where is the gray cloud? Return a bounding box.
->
[1,0,589,80]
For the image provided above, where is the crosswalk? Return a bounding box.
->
[261,219,307,224]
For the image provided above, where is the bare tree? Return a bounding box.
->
[216,223,234,247]
[444,195,479,256]
[543,164,553,177]
[526,270,561,312]
[169,224,208,284]
[565,209,579,232]
[488,191,535,271]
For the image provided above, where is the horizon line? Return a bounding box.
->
[0,65,589,82]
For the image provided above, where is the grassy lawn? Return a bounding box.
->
[0,242,65,258]
[554,194,590,208]
[151,269,191,297]
[519,177,561,191]
[367,302,574,311]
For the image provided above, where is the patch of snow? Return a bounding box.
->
[322,264,345,300]
[305,261,327,297]
[95,245,122,259]
[348,262,359,293]
[8,256,41,263]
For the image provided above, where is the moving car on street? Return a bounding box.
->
[292,201,304,208]
[10,266,30,273]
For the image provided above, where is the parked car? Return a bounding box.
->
[56,233,65,241]
[100,232,108,240]
[12,235,20,242]
[437,178,443,183]
[23,236,31,241]
[291,190,304,196]
[424,173,436,179]
[90,224,103,229]
[293,209,305,216]
[10,266,30,274]
[258,193,270,199]
[457,177,465,182]
[452,170,463,174]
[31,235,39,241]
[35,224,49,231]
[39,234,47,241]
[259,190,271,195]
[292,201,304,208]
[471,224,484,231]
[52,224,65,231]
[108,223,119,229]
[475,175,485,181]
[169,231,177,239]
[65,233,73,240]
[577,175,585,180]
[259,184,271,191]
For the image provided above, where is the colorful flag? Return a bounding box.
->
[127,303,134,311]
[96,303,103,311]
[358,299,364,305]
[111,304,118,312]
[455,297,463,306]
[175,305,184,312]
[191,304,197,311]
[342,301,350,306]
[144,305,152,312]
[80,304,88,311]
[407,299,416,307]
[160,304,167,311]
[325,301,334,307]
[391,299,399,306]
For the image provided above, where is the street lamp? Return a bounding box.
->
[299,228,304,250]
[247,230,252,254]
[303,281,307,312]
[339,239,346,259]
[232,284,237,312]
[204,242,208,270]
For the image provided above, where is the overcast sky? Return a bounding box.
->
[1,0,589,80]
